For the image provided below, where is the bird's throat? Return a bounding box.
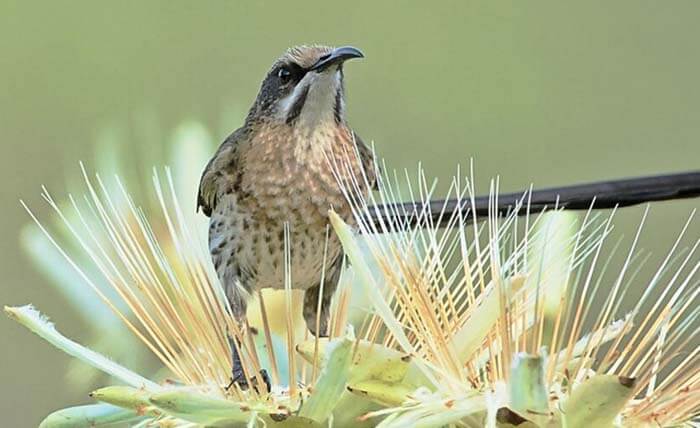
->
[283,70,343,129]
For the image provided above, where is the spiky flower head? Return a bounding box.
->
[7,146,699,427]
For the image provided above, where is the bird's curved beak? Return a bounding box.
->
[309,46,364,72]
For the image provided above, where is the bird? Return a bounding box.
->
[197,45,376,390]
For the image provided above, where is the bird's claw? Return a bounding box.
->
[226,368,271,394]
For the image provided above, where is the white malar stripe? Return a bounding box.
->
[280,69,342,130]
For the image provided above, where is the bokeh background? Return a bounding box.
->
[1,1,699,426]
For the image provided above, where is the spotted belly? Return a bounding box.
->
[209,194,342,295]
[253,222,341,290]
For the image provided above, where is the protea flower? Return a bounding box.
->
[7,149,699,427]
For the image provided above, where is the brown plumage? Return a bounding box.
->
[198,45,376,388]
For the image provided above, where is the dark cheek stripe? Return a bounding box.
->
[285,84,310,125]
[333,88,343,124]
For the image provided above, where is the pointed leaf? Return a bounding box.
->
[509,352,548,416]
[298,329,353,422]
[297,338,418,385]
[39,404,142,428]
[4,305,160,390]
[347,380,414,406]
[149,390,253,424]
[90,386,159,416]
[561,375,636,428]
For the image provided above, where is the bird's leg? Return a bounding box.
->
[224,285,271,393]
[303,258,342,337]
[225,288,248,390]
[227,337,271,393]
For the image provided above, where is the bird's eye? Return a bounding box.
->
[277,67,292,82]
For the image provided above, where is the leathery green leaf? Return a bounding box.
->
[297,338,420,385]
[90,386,158,416]
[38,403,142,428]
[509,352,548,416]
[346,380,415,406]
[149,390,252,424]
[298,328,354,422]
[330,393,381,428]
[561,374,636,428]
[298,337,432,407]
[4,305,160,391]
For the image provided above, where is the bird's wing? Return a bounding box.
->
[353,131,379,191]
[197,128,246,217]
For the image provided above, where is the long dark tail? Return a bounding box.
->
[364,171,700,230]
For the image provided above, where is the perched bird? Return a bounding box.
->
[197,45,376,388]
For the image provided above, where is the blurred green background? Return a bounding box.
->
[1,1,699,426]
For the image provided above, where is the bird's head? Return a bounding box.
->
[246,45,364,129]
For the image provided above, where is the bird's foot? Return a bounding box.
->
[225,368,271,394]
